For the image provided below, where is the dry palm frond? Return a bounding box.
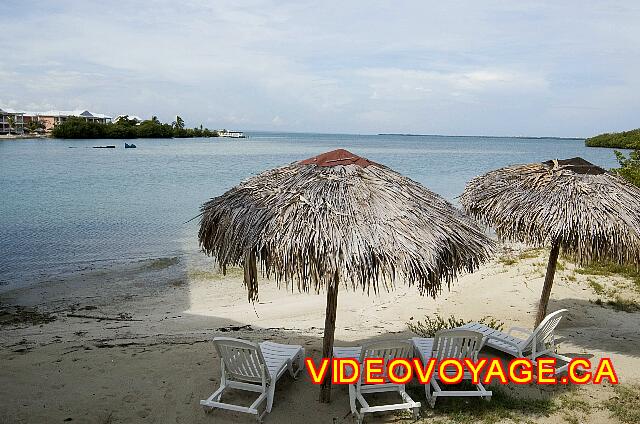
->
[199,149,494,301]
[461,157,640,266]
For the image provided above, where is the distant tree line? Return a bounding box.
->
[586,127,640,187]
[585,129,640,149]
[51,115,219,139]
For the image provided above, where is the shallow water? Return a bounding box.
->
[0,132,622,290]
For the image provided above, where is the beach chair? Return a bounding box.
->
[412,329,492,407]
[200,337,305,422]
[458,309,571,373]
[333,339,421,424]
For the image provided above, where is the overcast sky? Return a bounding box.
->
[1,1,639,137]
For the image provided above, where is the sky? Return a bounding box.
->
[1,1,639,137]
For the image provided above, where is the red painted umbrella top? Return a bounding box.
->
[298,148,377,168]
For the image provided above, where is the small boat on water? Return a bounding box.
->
[124,143,137,148]
[93,145,116,149]
[218,130,246,138]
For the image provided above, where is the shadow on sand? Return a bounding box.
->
[549,297,640,358]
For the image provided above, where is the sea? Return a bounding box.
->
[0,132,624,291]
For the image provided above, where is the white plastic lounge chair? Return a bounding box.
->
[458,309,571,373]
[412,329,492,407]
[200,337,305,422]
[334,339,421,424]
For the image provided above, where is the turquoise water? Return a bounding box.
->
[0,133,622,290]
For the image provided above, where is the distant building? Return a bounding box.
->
[0,108,25,134]
[32,110,113,131]
[1,108,112,134]
[23,113,53,132]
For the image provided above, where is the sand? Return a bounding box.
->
[1,245,639,423]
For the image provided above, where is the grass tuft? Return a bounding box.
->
[187,266,244,281]
[575,261,640,292]
[558,395,591,411]
[606,296,640,312]
[144,256,180,270]
[408,314,504,338]
[499,256,518,266]
[591,297,640,312]
[605,384,640,423]
[498,248,545,267]
[587,278,606,295]
[413,385,555,424]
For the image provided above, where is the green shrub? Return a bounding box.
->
[612,150,640,187]
[135,120,174,138]
[51,117,106,138]
[408,314,504,338]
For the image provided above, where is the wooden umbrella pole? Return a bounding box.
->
[535,241,560,326]
[319,281,339,403]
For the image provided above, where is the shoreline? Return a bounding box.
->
[378,133,585,140]
[0,134,50,140]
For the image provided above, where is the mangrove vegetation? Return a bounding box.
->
[585,128,640,149]
[51,115,218,139]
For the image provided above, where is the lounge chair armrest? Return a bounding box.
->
[507,327,532,337]
[479,336,488,350]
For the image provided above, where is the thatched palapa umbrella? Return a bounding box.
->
[461,157,640,326]
[199,149,494,402]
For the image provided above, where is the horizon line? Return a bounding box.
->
[243,129,585,140]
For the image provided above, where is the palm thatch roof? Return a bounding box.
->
[461,157,640,265]
[199,149,494,301]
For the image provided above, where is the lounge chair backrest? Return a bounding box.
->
[521,309,567,353]
[432,329,484,361]
[213,337,269,384]
[359,339,414,382]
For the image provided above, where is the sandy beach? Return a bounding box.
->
[1,244,638,424]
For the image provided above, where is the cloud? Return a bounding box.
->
[0,0,639,136]
[356,67,548,103]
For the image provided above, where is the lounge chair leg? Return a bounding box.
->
[424,382,432,408]
[476,383,492,402]
[287,349,305,378]
[348,385,357,414]
[428,380,439,408]
[297,351,305,377]
[266,382,276,413]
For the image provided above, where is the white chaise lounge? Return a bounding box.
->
[200,337,305,422]
[334,339,421,424]
[412,329,492,407]
[458,309,571,373]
